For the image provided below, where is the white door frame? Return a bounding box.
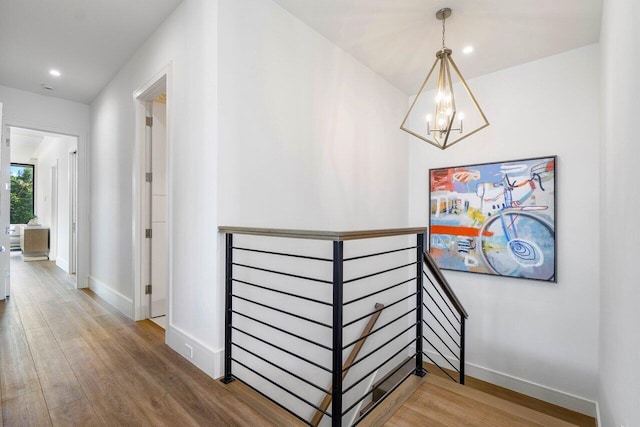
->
[132,64,172,322]
[50,163,58,261]
[2,120,88,289]
[0,103,7,300]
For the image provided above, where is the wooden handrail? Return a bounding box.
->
[218,226,427,241]
[423,251,468,318]
[310,303,384,426]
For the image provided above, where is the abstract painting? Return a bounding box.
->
[429,156,556,282]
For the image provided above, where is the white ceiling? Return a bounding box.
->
[0,0,182,104]
[272,0,603,95]
[10,127,76,164]
[10,128,45,164]
[0,0,601,103]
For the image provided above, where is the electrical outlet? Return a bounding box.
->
[185,343,193,359]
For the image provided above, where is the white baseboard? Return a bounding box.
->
[88,276,133,319]
[423,350,598,417]
[56,257,69,273]
[166,323,223,380]
[85,277,221,380]
[466,362,598,417]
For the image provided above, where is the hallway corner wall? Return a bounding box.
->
[0,85,90,287]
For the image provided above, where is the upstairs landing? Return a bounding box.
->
[381,373,592,427]
[227,371,592,427]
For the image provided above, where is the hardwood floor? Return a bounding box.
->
[0,255,298,426]
[0,255,597,426]
[385,374,583,427]
[460,375,597,427]
[418,364,597,427]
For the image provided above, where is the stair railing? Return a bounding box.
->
[421,250,468,384]
[219,226,467,426]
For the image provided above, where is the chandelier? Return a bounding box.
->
[400,8,489,150]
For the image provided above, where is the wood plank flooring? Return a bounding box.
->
[460,374,596,426]
[419,363,596,427]
[0,254,597,426]
[0,254,298,426]
[386,374,581,427]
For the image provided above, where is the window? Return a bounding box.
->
[10,163,35,224]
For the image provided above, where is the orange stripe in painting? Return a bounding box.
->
[431,225,494,237]
[546,160,555,172]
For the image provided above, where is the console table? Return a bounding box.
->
[20,225,49,259]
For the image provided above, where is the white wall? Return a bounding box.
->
[217,0,409,230]
[217,1,410,411]
[0,85,90,131]
[0,85,90,287]
[408,45,600,415]
[598,0,640,425]
[33,134,77,271]
[89,0,219,372]
[90,0,410,380]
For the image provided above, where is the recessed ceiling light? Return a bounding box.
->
[49,69,61,77]
[462,46,474,54]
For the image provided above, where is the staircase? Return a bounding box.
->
[222,369,596,427]
[360,362,415,415]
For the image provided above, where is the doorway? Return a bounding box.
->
[149,94,168,326]
[6,126,78,283]
[133,69,170,329]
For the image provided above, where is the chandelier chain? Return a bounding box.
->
[442,13,446,49]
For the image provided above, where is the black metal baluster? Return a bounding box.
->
[460,316,466,385]
[331,241,343,427]
[222,233,234,384]
[415,233,426,377]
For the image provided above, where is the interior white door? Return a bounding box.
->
[69,150,77,274]
[50,164,58,261]
[0,104,10,300]
[150,100,167,318]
